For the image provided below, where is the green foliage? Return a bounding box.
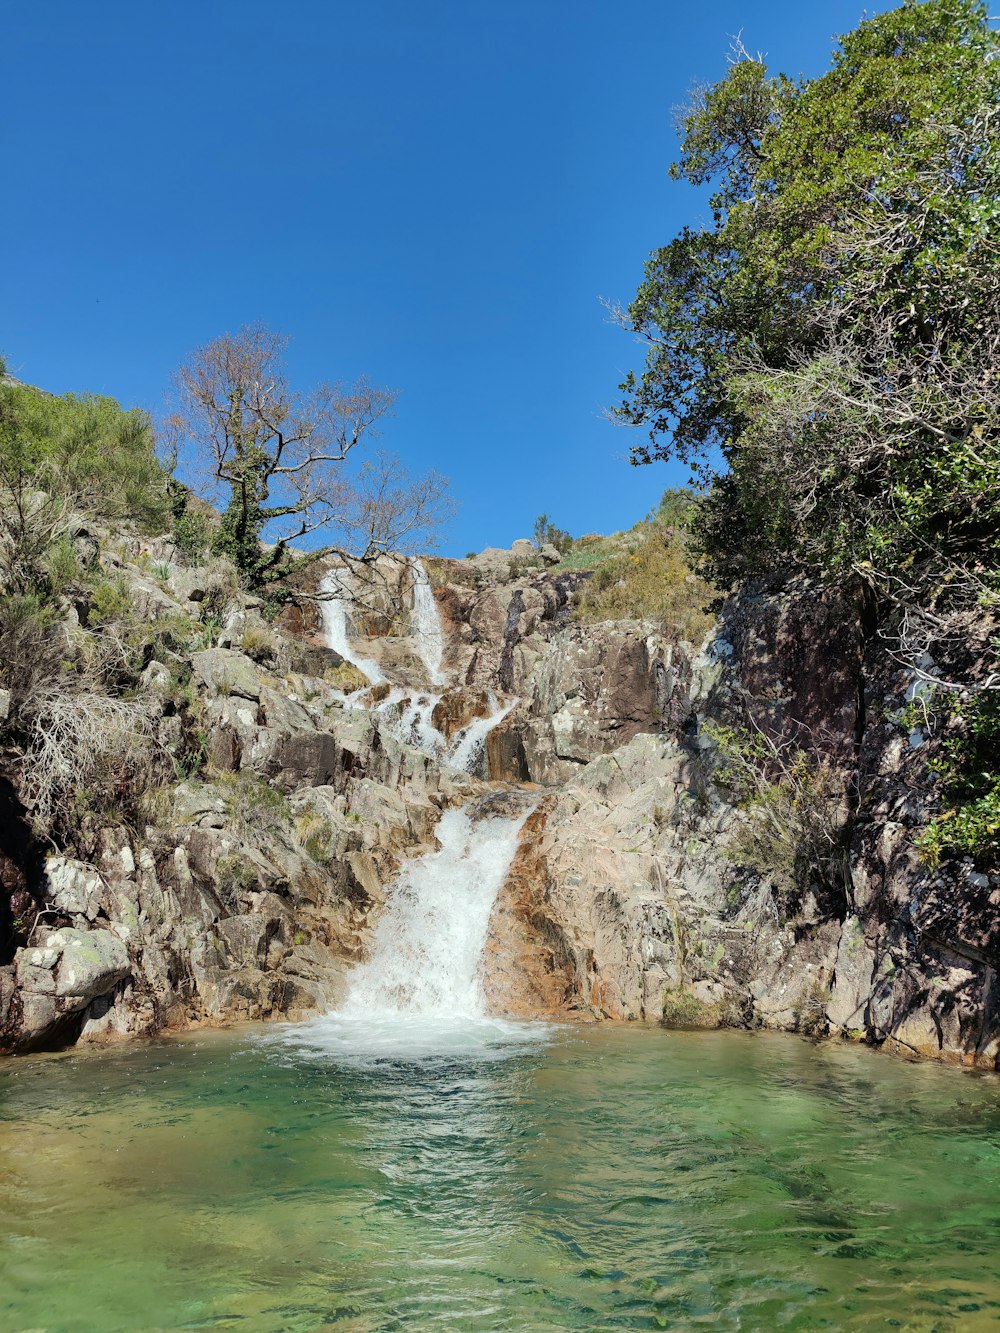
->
[532,513,572,554]
[214,854,259,906]
[295,810,336,866]
[706,722,848,904]
[571,489,715,640]
[87,575,133,625]
[43,536,82,594]
[172,506,211,560]
[615,1,1000,604]
[219,772,291,842]
[919,691,1000,867]
[0,594,60,715]
[0,379,170,532]
[553,533,619,573]
[661,985,740,1028]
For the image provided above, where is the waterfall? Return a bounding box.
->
[373,686,446,755]
[318,563,519,776]
[318,568,386,686]
[282,802,545,1060]
[290,561,542,1062]
[446,694,518,775]
[343,805,530,1019]
[411,560,447,686]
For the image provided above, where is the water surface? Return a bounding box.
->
[1,1024,999,1331]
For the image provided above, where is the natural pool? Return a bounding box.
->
[1,1021,999,1331]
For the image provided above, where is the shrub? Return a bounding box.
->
[532,513,572,554]
[240,621,278,663]
[661,987,710,1026]
[295,809,336,866]
[0,379,170,532]
[574,526,714,641]
[919,690,1000,868]
[22,687,157,833]
[324,661,370,693]
[563,489,715,640]
[214,854,259,908]
[661,985,741,1027]
[44,536,83,593]
[706,722,848,907]
[0,594,60,718]
[172,505,211,561]
[218,772,290,842]
[87,575,133,625]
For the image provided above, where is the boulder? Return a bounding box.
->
[13,927,130,1045]
[45,857,104,921]
[191,649,262,701]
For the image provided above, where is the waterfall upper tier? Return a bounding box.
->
[317,559,520,778]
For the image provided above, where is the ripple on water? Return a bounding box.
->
[1,1027,1000,1331]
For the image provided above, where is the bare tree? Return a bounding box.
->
[168,324,453,594]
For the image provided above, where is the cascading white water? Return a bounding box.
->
[283,803,546,1060]
[447,694,519,774]
[373,686,446,755]
[410,560,447,686]
[318,568,386,686]
[289,563,545,1062]
[344,805,530,1018]
[318,561,521,775]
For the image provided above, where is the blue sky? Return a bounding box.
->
[3,1,881,556]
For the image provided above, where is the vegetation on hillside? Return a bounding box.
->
[565,489,715,643]
[0,378,169,538]
[615,0,999,610]
[613,0,1000,868]
[0,377,173,843]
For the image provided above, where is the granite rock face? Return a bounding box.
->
[478,575,1000,1068]
[0,542,478,1053]
[2,527,997,1072]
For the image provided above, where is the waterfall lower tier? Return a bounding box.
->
[346,803,530,1019]
[286,800,545,1061]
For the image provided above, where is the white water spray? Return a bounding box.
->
[344,805,530,1018]
[447,694,519,774]
[411,560,447,686]
[282,802,545,1060]
[318,568,386,686]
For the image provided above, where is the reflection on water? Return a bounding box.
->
[1,1025,1000,1330]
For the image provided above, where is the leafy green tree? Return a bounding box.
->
[613,1,1000,620]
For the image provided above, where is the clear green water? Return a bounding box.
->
[1,1023,999,1332]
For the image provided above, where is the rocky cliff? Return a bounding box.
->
[1,526,996,1070]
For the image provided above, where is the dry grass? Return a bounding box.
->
[573,525,715,643]
[23,688,156,832]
